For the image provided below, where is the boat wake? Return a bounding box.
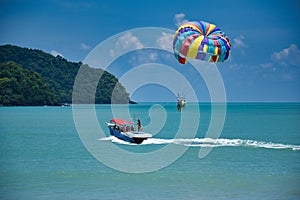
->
[99,136,300,151]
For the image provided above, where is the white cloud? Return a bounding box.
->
[233,35,247,49]
[128,50,159,65]
[80,43,91,50]
[156,32,174,51]
[174,13,188,27]
[51,50,63,57]
[260,62,274,69]
[259,44,300,81]
[116,32,143,49]
[271,44,300,66]
[110,32,144,57]
[232,35,247,55]
[109,49,115,57]
[149,52,158,61]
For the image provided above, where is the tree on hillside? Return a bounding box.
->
[0,45,130,104]
[0,61,58,106]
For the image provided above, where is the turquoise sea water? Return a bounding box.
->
[1,103,300,199]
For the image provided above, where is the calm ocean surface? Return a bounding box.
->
[1,103,300,199]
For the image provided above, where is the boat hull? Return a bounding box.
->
[108,127,148,144]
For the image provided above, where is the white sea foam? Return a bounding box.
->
[99,136,115,141]
[99,136,135,145]
[99,136,300,151]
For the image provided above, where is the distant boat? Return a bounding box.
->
[176,93,186,112]
[129,100,138,104]
[106,118,152,144]
[60,103,71,107]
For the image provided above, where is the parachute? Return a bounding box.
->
[173,20,231,64]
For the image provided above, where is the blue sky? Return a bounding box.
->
[1,0,300,102]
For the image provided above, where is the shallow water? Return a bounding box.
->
[1,103,300,199]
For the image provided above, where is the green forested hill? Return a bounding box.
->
[0,45,130,105]
[0,61,58,106]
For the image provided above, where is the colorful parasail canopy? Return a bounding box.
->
[173,20,231,64]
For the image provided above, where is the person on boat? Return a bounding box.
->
[177,99,182,111]
[130,125,134,131]
[137,119,143,131]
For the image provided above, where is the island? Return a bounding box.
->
[0,45,130,106]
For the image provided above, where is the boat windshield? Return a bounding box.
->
[114,124,135,132]
[110,119,136,132]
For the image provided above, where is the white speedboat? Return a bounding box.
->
[106,118,152,144]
